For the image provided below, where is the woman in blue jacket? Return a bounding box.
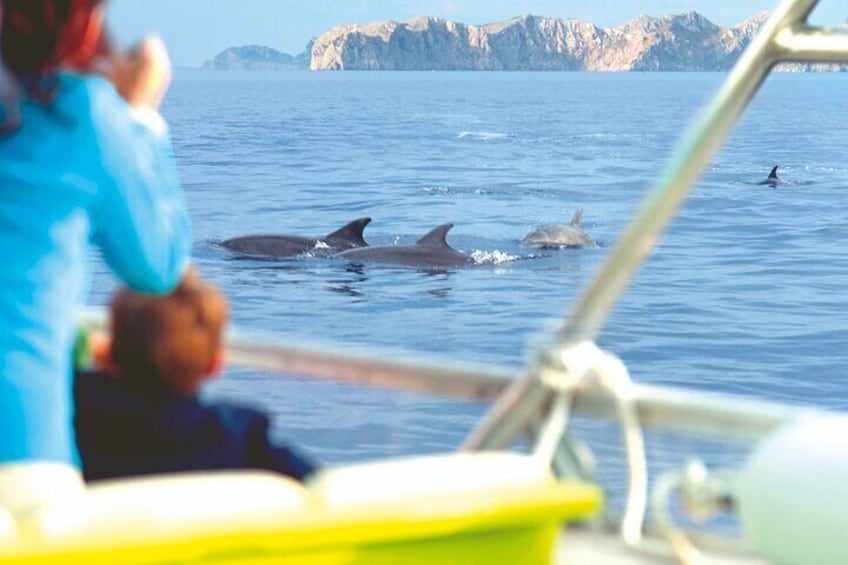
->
[0,0,191,469]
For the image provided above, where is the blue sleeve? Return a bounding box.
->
[86,77,191,293]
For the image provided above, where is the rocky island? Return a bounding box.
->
[205,12,847,72]
[201,45,309,70]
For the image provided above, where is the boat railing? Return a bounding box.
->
[82,307,814,444]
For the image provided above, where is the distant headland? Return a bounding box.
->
[201,44,310,70]
[202,12,847,72]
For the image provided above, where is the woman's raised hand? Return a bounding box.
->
[110,36,172,109]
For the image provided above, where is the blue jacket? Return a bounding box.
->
[0,73,191,465]
[74,371,317,482]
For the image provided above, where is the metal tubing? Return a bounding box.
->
[573,382,812,442]
[775,25,848,62]
[231,334,819,442]
[228,334,820,442]
[82,309,814,443]
[227,331,514,400]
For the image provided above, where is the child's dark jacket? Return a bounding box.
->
[74,370,316,482]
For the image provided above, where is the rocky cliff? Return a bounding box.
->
[202,45,309,70]
[309,12,847,71]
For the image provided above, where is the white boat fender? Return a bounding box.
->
[737,416,848,565]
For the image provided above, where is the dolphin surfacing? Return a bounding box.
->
[758,166,780,187]
[219,217,371,258]
[521,207,593,249]
[335,223,475,268]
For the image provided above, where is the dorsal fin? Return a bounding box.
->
[570,206,583,227]
[768,166,779,181]
[416,223,454,247]
[325,217,371,246]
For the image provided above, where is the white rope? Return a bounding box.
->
[538,341,648,547]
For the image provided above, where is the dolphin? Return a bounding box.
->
[219,217,371,258]
[521,207,593,249]
[758,166,780,187]
[335,223,475,268]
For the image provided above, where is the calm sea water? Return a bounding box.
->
[89,71,848,481]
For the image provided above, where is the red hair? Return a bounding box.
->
[58,0,110,69]
[1,0,108,85]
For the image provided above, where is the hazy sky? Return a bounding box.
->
[106,1,846,67]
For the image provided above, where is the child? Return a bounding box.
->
[74,269,316,482]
